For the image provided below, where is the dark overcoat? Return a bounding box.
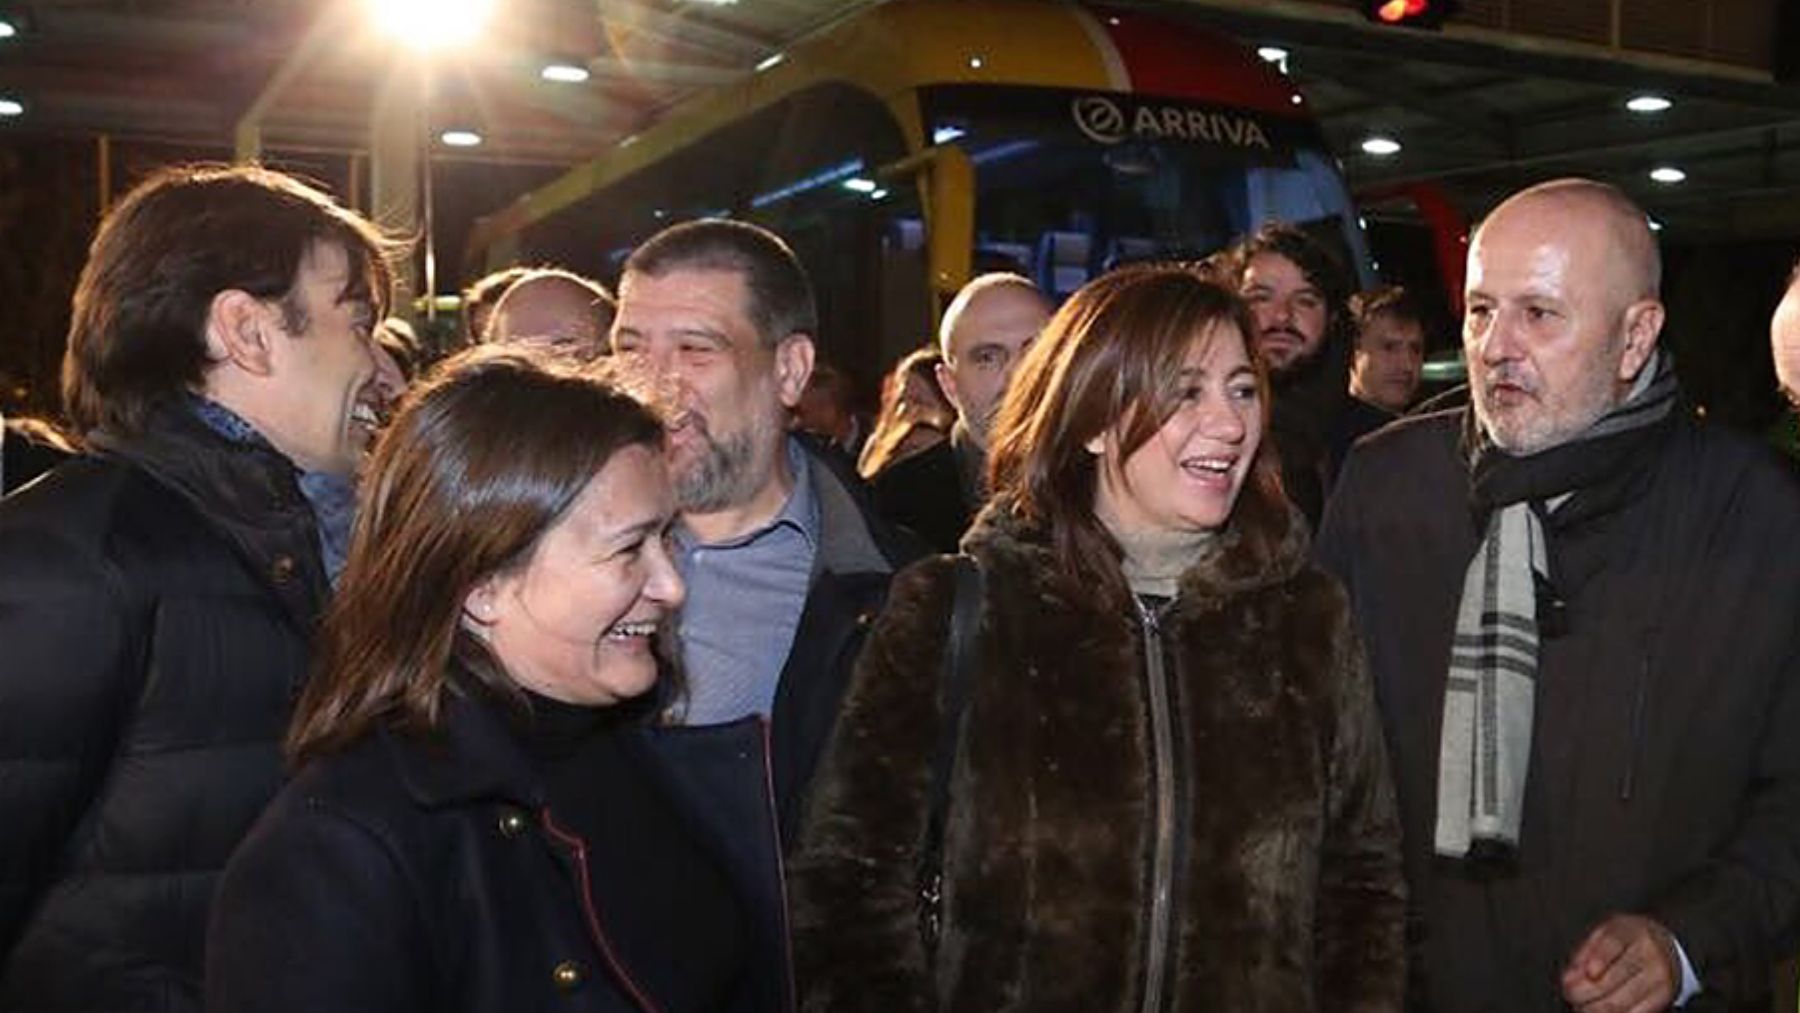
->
[1317,408,1800,1012]
[206,691,794,1013]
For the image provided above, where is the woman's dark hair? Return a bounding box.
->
[858,346,951,478]
[987,264,1289,607]
[287,348,666,764]
[62,163,397,439]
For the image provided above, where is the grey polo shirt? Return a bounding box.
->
[671,438,820,725]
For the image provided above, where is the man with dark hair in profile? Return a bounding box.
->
[611,219,919,835]
[1320,179,1800,1013]
[1230,222,1369,527]
[792,361,867,461]
[0,164,393,1011]
[457,264,530,347]
[481,266,615,362]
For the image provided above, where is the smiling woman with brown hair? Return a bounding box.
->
[791,264,1404,1013]
[207,348,792,1013]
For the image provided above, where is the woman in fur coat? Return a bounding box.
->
[790,265,1404,1012]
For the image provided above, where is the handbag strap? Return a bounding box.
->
[919,553,982,947]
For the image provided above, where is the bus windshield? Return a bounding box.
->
[923,85,1373,295]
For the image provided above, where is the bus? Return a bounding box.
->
[463,0,1375,384]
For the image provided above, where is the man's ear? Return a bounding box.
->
[1618,299,1666,383]
[206,290,277,377]
[773,333,816,409]
[935,359,966,417]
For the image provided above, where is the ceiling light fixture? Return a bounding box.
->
[1361,136,1402,156]
[1648,217,1665,232]
[440,129,483,147]
[755,53,785,72]
[1625,94,1672,114]
[541,63,590,83]
[0,19,16,39]
[1649,166,1686,184]
[0,98,23,117]
[842,177,878,194]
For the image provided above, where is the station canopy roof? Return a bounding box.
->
[0,0,1794,239]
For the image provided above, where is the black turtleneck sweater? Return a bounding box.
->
[519,691,748,1012]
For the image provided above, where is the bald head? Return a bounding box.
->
[936,273,1052,447]
[1772,265,1800,411]
[1463,178,1666,454]
[484,269,615,361]
[1483,178,1661,309]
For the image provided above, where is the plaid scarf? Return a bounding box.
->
[1435,351,1678,859]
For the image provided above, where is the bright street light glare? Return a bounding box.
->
[369,0,496,52]
[541,63,590,83]
[440,129,483,147]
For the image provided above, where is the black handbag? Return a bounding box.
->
[917,553,983,955]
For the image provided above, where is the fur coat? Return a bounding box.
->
[790,499,1405,1012]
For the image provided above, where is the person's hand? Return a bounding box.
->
[1560,913,1682,1013]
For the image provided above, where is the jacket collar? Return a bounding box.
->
[388,687,546,810]
[963,492,1311,613]
[800,435,904,578]
[86,399,328,629]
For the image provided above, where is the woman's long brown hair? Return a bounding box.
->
[986,264,1288,610]
[287,348,665,765]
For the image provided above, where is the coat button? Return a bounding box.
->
[270,555,296,585]
[496,808,528,838]
[552,960,585,991]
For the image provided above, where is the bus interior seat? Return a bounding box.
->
[1035,230,1092,299]
[1102,236,1157,271]
[975,242,1032,276]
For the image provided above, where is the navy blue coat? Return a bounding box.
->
[206,689,794,1013]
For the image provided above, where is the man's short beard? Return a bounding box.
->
[1266,339,1325,386]
[673,409,780,514]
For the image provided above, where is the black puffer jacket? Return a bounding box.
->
[0,404,325,1012]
